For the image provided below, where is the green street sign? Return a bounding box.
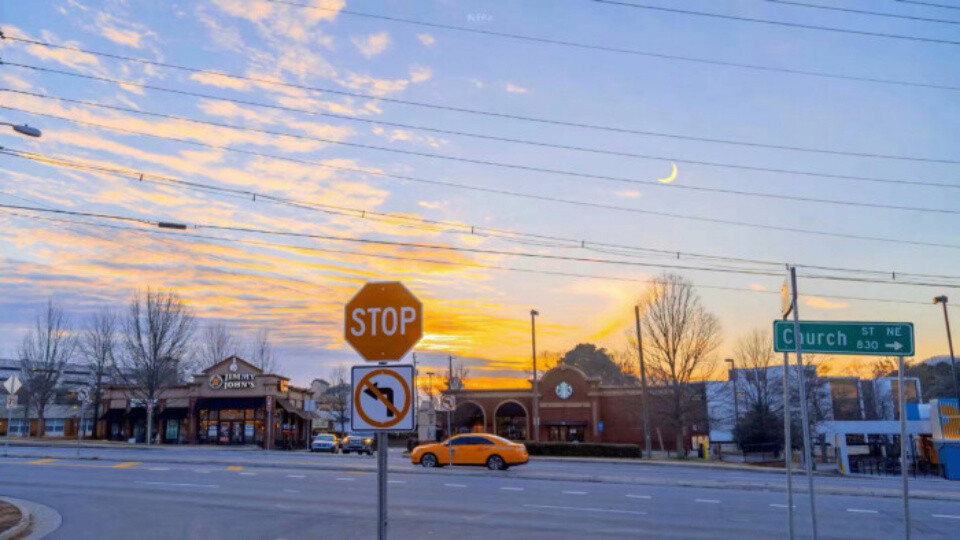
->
[773,320,914,356]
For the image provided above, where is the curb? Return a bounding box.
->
[0,498,31,540]
[530,455,839,476]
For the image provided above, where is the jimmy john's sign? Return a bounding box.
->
[209,372,256,390]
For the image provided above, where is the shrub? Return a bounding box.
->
[522,441,641,458]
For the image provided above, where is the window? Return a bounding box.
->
[80,418,94,436]
[9,418,29,437]
[45,419,65,436]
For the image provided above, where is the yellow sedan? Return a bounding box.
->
[410,434,528,470]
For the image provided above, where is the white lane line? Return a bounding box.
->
[847,508,878,514]
[147,467,170,471]
[284,489,301,493]
[239,472,257,476]
[444,483,467,488]
[387,480,406,484]
[500,487,524,491]
[135,481,218,489]
[562,491,587,495]
[194,470,212,474]
[524,504,646,516]
[933,514,960,520]
[625,494,651,499]
[286,474,306,479]
[696,499,721,504]
[770,504,796,509]
[336,477,355,482]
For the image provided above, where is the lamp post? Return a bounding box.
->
[1,122,42,138]
[531,309,540,442]
[726,358,740,429]
[933,296,959,404]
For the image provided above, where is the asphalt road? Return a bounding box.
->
[2,449,960,539]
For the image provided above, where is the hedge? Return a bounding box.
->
[522,441,641,458]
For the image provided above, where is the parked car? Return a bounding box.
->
[311,433,340,453]
[341,432,375,455]
[410,434,528,471]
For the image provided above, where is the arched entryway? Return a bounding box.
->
[451,401,486,435]
[494,400,528,441]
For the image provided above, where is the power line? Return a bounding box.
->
[897,0,960,11]
[592,0,960,46]
[8,62,958,166]
[0,207,938,308]
[4,109,960,253]
[1,201,958,288]
[4,101,958,218]
[8,146,960,282]
[247,2,960,90]
[766,0,960,24]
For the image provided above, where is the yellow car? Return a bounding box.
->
[410,434,529,471]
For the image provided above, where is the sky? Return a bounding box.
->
[0,0,958,390]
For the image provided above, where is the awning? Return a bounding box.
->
[100,408,127,422]
[275,398,311,421]
[158,407,188,420]
[195,397,265,410]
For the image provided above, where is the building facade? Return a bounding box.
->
[442,364,708,452]
[99,356,313,449]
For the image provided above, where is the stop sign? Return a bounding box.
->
[344,281,423,361]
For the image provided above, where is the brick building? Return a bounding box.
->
[441,364,708,452]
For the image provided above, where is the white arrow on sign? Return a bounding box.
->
[885,341,904,351]
[2,374,21,395]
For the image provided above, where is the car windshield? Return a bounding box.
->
[315,435,334,441]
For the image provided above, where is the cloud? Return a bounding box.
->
[505,83,528,94]
[748,282,767,292]
[418,201,447,210]
[803,296,849,310]
[337,72,409,97]
[95,12,149,48]
[189,72,252,90]
[351,32,391,57]
[409,65,432,84]
[616,190,641,198]
[417,34,436,47]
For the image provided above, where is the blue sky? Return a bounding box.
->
[0,0,958,387]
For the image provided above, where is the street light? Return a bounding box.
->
[530,309,540,442]
[726,358,740,429]
[933,296,959,404]
[1,122,42,138]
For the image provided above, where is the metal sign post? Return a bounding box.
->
[77,402,85,458]
[4,400,13,458]
[898,356,911,540]
[377,430,387,540]
[789,267,818,540]
[3,375,22,458]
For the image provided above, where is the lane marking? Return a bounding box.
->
[562,491,587,495]
[113,461,139,469]
[770,504,796,509]
[500,487,524,491]
[932,514,960,520]
[29,458,57,465]
[148,467,170,471]
[227,466,243,471]
[194,470,212,474]
[847,508,878,514]
[387,480,406,484]
[336,477,355,482]
[625,494,651,499]
[696,499,721,504]
[240,472,257,476]
[135,481,218,488]
[444,483,467,488]
[524,504,646,516]
[286,474,306,479]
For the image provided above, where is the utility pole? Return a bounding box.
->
[789,266,818,540]
[726,358,740,430]
[531,309,540,442]
[780,279,795,540]
[634,306,652,458]
[933,296,959,404]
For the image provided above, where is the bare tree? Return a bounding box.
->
[19,300,75,437]
[197,323,240,369]
[637,273,721,455]
[79,308,117,432]
[734,329,778,416]
[248,329,279,373]
[116,289,195,444]
[327,366,350,433]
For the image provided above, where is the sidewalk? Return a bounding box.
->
[532,454,841,476]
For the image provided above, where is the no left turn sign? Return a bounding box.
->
[351,365,416,432]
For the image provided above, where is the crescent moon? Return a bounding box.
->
[657,162,678,184]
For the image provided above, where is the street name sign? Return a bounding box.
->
[773,320,914,356]
[438,394,456,412]
[345,281,423,361]
[351,364,416,432]
[2,375,21,395]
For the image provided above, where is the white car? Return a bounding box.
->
[311,434,339,453]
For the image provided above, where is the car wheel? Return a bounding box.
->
[486,455,506,471]
[421,453,438,468]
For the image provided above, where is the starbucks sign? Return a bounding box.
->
[209,372,256,390]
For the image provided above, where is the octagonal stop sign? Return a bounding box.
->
[344,281,423,361]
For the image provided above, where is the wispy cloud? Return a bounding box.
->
[351,32,391,57]
[417,33,436,47]
[804,296,849,310]
[505,83,528,94]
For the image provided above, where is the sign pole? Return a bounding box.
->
[789,266,818,540]
[447,410,453,468]
[635,306,652,459]
[77,402,85,459]
[377,430,387,540]
[4,406,11,457]
[898,356,911,540]
[782,349,795,539]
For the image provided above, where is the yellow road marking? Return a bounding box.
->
[113,461,140,468]
[227,465,243,471]
[29,458,56,465]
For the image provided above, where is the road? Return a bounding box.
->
[1,448,959,539]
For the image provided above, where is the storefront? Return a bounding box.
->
[442,364,709,452]
[99,356,312,449]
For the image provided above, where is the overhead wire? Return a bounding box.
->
[765,0,960,23]
[7,146,960,282]
[896,0,960,11]
[5,63,959,166]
